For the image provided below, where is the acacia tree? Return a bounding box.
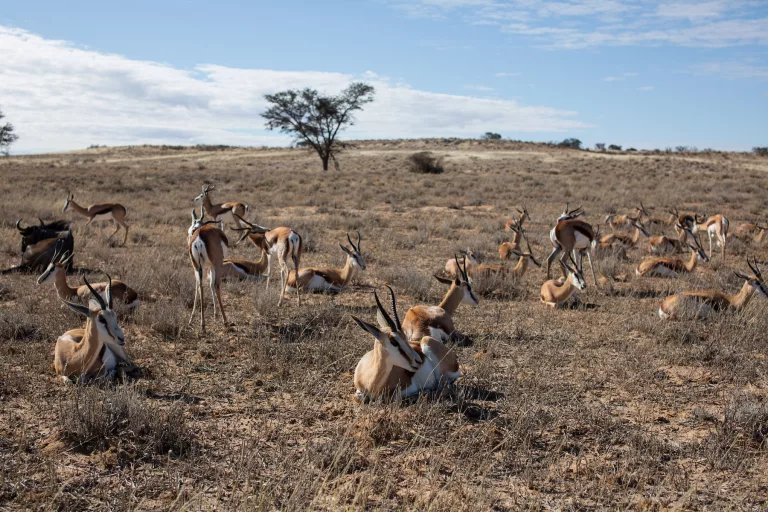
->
[262,82,375,171]
[0,108,18,157]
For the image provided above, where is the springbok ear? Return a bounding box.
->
[433,274,453,285]
[63,300,91,318]
[734,271,751,281]
[351,316,382,339]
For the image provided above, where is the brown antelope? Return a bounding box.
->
[635,239,708,278]
[37,244,140,311]
[648,223,691,254]
[547,204,598,286]
[352,287,460,401]
[504,205,531,232]
[63,192,129,245]
[540,256,587,308]
[598,220,649,249]
[285,232,365,295]
[188,207,229,331]
[234,215,302,306]
[193,184,248,230]
[604,203,644,230]
[499,219,525,259]
[659,257,768,319]
[221,251,269,281]
[402,256,478,343]
[693,214,729,258]
[54,276,135,383]
[445,249,477,278]
[477,237,541,279]
[736,222,762,236]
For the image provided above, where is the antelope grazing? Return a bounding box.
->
[477,237,541,279]
[445,249,477,278]
[402,256,478,343]
[659,257,768,319]
[540,257,587,308]
[193,184,248,230]
[54,276,135,382]
[598,220,649,249]
[504,205,531,232]
[188,208,229,331]
[63,192,129,245]
[547,204,598,286]
[635,240,708,278]
[234,215,302,306]
[499,219,525,259]
[352,287,459,401]
[693,214,729,258]
[285,232,365,295]
[37,244,140,311]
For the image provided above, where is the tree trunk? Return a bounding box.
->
[320,154,329,171]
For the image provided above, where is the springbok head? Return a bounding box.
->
[232,214,270,246]
[193,184,215,202]
[557,203,584,222]
[188,206,220,236]
[634,202,650,217]
[517,204,531,223]
[562,254,587,290]
[734,257,768,298]
[37,239,74,285]
[340,231,366,270]
[434,254,479,305]
[62,275,124,346]
[62,192,74,212]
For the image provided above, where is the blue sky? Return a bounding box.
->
[1,0,766,152]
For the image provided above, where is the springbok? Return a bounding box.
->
[693,214,729,258]
[284,232,365,295]
[499,219,526,260]
[37,244,140,310]
[736,222,762,236]
[547,204,598,286]
[659,257,768,319]
[540,256,587,308]
[478,237,541,279]
[604,203,647,230]
[54,276,135,382]
[63,192,129,245]
[445,249,478,278]
[635,240,708,278]
[188,207,228,331]
[233,215,302,306]
[648,223,691,254]
[504,205,531,232]
[2,229,75,275]
[402,256,478,343]
[221,249,269,281]
[598,220,649,249]
[352,287,459,401]
[193,184,248,230]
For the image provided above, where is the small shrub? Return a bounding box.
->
[595,143,606,151]
[482,132,502,140]
[558,138,582,150]
[626,147,637,152]
[608,144,622,151]
[753,147,768,156]
[408,152,444,174]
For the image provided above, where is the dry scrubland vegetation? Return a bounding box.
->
[1,139,768,510]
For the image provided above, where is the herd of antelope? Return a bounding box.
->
[5,188,767,400]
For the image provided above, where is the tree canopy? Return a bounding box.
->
[0,108,18,157]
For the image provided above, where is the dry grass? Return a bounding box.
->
[2,139,768,509]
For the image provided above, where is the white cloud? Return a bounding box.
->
[637,85,655,91]
[604,72,638,81]
[687,61,768,79]
[463,84,495,91]
[0,26,588,153]
[495,72,522,77]
[656,1,731,21]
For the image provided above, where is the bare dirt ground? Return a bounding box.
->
[1,139,768,510]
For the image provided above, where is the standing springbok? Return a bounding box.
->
[693,214,729,259]
[546,204,598,286]
[284,232,365,295]
[504,205,531,232]
[635,239,708,278]
[233,216,302,306]
[402,256,478,343]
[193,184,248,230]
[54,276,135,382]
[188,207,229,331]
[63,192,129,245]
[352,287,460,401]
[37,244,140,311]
[659,257,768,319]
[540,256,587,308]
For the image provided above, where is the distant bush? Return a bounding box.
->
[87,144,105,149]
[408,151,444,174]
[595,143,606,151]
[608,144,622,151]
[558,138,582,150]
[675,145,697,152]
[482,132,502,140]
[753,147,768,156]
[626,147,637,152]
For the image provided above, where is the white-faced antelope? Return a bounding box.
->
[547,204,598,286]
[659,257,768,319]
[188,207,229,331]
[351,287,459,401]
[635,239,708,278]
[193,184,248,230]
[54,276,135,382]
[540,256,587,308]
[693,213,729,259]
[285,232,365,295]
[63,192,129,245]
[402,256,478,344]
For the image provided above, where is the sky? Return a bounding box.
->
[1,0,767,153]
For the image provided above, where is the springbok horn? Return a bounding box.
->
[105,273,113,309]
[356,231,361,253]
[84,276,107,311]
[386,285,402,332]
[373,289,397,332]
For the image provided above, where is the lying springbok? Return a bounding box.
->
[285,232,365,295]
[352,287,460,401]
[648,223,691,254]
[693,214,729,259]
[402,256,478,343]
[221,248,269,281]
[547,204,598,286]
[54,276,135,382]
[477,237,541,279]
[37,243,140,310]
[499,219,526,259]
[659,257,768,319]
[736,221,762,236]
[193,184,248,230]
[504,205,531,232]
[188,207,229,331]
[540,256,587,308]
[635,239,708,278]
[604,203,647,230]
[598,220,649,249]
[445,249,478,278]
[234,215,302,306]
[63,192,129,245]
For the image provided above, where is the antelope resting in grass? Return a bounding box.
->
[635,239,708,278]
[445,249,477,278]
[221,249,269,281]
[504,205,531,232]
[598,220,649,249]
[37,243,140,311]
[659,257,768,319]
[193,184,248,230]
[188,207,228,331]
[478,236,541,279]
[352,287,460,401]
[499,219,526,259]
[736,222,762,236]
[540,256,587,308]
[403,256,478,343]
[693,214,729,259]
[233,216,302,305]
[547,204,598,286]
[604,203,647,230]
[54,276,135,382]
[648,223,691,254]
[285,232,365,295]
[63,192,129,245]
